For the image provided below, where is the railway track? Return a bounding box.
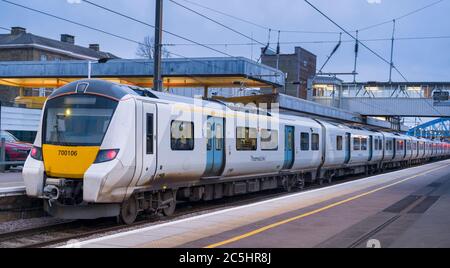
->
[0,188,294,248]
[0,164,425,248]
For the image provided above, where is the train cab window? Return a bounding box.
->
[353,138,361,151]
[146,114,154,154]
[311,134,320,151]
[261,129,278,151]
[171,121,194,151]
[361,138,368,151]
[43,95,118,146]
[336,135,343,151]
[236,127,257,151]
[301,132,310,151]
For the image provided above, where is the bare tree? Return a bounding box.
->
[136,36,170,59]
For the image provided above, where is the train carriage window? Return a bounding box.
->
[397,140,404,151]
[379,138,383,151]
[407,141,411,151]
[206,122,212,150]
[215,123,223,150]
[301,132,310,151]
[336,135,343,151]
[311,133,320,151]
[361,138,368,151]
[146,114,154,154]
[386,140,392,151]
[261,129,278,151]
[354,138,361,151]
[236,127,257,151]
[171,121,194,151]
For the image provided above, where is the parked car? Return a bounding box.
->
[0,130,32,170]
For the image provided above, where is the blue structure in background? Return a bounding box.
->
[407,118,450,140]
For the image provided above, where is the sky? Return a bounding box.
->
[0,0,449,83]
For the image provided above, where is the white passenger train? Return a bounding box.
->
[23,80,450,224]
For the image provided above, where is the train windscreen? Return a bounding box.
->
[43,95,118,146]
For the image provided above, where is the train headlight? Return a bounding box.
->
[94,149,119,163]
[30,146,43,161]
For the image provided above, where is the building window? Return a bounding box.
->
[311,133,320,151]
[361,138,368,151]
[236,127,257,151]
[171,120,194,151]
[261,129,278,151]
[146,114,153,154]
[40,54,48,61]
[354,138,361,151]
[336,135,343,151]
[300,132,309,151]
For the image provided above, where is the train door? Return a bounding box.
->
[204,116,225,177]
[140,103,157,181]
[345,132,351,164]
[368,135,373,161]
[283,126,295,170]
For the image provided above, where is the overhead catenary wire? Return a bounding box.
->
[0,1,259,84]
[162,35,450,47]
[168,0,275,51]
[79,0,234,57]
[358,0,446,32]
[178,0,341,35]
[303,0,408,82]
[0,0,159,49]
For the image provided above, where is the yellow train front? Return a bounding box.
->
[23,80,140,220]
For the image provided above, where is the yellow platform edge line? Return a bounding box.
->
[205,164,449,248]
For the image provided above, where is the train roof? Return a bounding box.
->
[48,79,139,100]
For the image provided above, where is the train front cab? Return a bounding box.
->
[23,80,142,220]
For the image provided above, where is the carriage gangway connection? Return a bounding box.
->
[62,159,450,248]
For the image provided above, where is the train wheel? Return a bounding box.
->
[119,195,138,225]
[162,191,176,216]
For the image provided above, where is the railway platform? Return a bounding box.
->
[65,159,450,248]
[0,172,25,197]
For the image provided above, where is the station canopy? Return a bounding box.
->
[0,58,284,89]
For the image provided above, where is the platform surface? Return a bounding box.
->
[66,160,450,248]
[0,171,23,188]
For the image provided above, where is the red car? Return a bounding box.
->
[0,131,32,169]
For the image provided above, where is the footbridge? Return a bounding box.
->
[311,79,450,117]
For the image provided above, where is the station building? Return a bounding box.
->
[261,46,317,99]
[0,26,117,105]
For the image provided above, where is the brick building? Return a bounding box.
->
[0,26,117,104]
[261,46,316,99]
